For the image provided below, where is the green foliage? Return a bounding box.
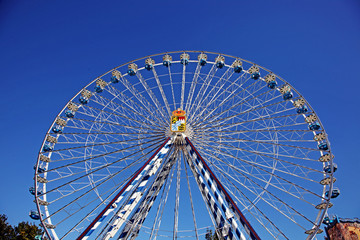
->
[14,221,43,240]
[0,214,15,239]
[0,214,44,240]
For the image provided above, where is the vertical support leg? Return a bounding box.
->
[118,149,178,240]
[182,147,236,240]
[185,137,261,240]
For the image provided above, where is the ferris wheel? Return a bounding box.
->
[30,51,338,240]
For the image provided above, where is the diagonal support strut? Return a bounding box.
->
[185,137,261,240]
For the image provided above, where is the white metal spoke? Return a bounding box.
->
[47,136,163,172]
[201,149,322,205]
[190,70,246,123]
[180,62,186,110]
[193,90,291,129]
[184,60,202,114]
[44,138,164,196]
[188,67,233,123]
[197,135,325,163]
[135,72,169,121]
[173,151,181,239]
[187,63,217,115]
[183,154,199,240]
[105,84,168,127]
[152,67,171,116]
[91,89,167,128]
[195,140,324,190]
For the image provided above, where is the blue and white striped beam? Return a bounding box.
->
[183,148,236,240]
[76,137,172,240]
[102,140,173,240]
[185,137,261,240]
[118,151,178,240]
[185,144,246,240]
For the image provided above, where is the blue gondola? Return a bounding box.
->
[318,142,329,150]
[65,110,75,118]
[283,91,293,100]
[79,96,89,105]
[94,85,103,93]
[199,59,207,66]
[309,122,321,130]
[323,216,330,225]
[36,166,46,174]
[324,163,337,173]
[181,58,189,65]
[145,63,153,70]
[267,80,277,89]
[323,217,337,225]
[216,61,225,69]
[127,68,136,76]
[296,106,308,114]
[111,76,120,83]
[52,125,62,133]
[29,210,40,220]
[323,216,337,225]
[234,65,243,73]
[325,188,340,198]
[251,72,260,80]
[35,235,43,240]
[163,60,171,67]
[43,144,53,152]
[29,187,42,195]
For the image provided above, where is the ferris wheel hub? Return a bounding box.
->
[170,108,186,133]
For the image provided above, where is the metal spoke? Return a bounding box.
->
[92,88,167,128]
[180,61,186,110]
[196,135,325,161]
[193,93,295,130]
[43,138,164,195]
[116,74,168,127]
[196,142,324,198]
[190,70,246,123]
[173,151,181,239]
[44,156,144,220]
[152,67,171,116]
[189,66,232,123]
[187,63,217,115]
[150,160,176,240]
[184,60,202,114]
[48,135,162,154]
[213,164,290,239]
[135,72,168,121]
[213,159,315,228]
[46,136,163,173]
[190,73,260,124]
[183,154,199,240]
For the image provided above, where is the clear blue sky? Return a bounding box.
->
[0,0,359,236]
